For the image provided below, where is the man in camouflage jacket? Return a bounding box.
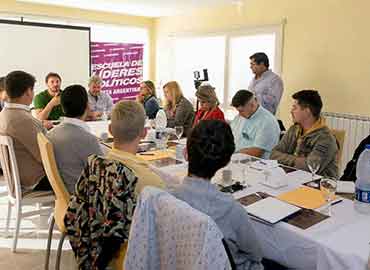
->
[271,90,338,178]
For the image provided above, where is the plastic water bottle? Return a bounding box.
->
[354,144,370,214]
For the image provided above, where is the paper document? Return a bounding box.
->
[277,186,331,209]
[245,197,301,224]
[337,181,355,194]
[137,150,173,161]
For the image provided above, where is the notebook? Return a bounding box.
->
[245,197,301,224]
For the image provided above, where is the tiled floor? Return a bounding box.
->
[0,177,77,269]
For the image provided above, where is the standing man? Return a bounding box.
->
[249,52,284,115]
[34,72,64,120]
[87,75,113,120]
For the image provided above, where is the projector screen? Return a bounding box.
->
[0,19,90,93]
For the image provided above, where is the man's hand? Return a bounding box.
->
[88,111,103,121]
[42,120,54,130]
[49,95,61,107]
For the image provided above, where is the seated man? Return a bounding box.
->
[87,75,113,120]
[171,120,264,270]
[48,84,103,194]
[107,100,165,195]
[0,71,50,194]
[34,72,64,121]
[230,89,280,159]
[271,90,338,178]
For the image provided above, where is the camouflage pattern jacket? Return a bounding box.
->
[271,122,338,178]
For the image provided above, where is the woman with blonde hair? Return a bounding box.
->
[137,80,160,119]
[163,81,194,136]
[192,83,225,127]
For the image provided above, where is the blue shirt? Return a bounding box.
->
[230,105,280,159]
[144,95,160,119]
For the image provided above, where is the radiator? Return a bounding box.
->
[322,112,370,174]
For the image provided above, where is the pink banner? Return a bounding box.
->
[91,42,144,103]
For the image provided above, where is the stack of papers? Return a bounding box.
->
[286,170,321,184]
[245,197,301,224]
[277,186,329,209]
[250,159,279,170]
[137,150,172,161]
[337,181,355,194]
[260,167,288,189]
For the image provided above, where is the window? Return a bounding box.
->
[228,33,276,102]
[164,25,283,108]
[172,36,225,104]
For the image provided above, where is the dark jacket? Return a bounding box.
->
[143,95,160,119]
[165,96,194,137]
[341,135,370,182]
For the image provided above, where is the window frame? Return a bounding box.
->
[168,23,284,109]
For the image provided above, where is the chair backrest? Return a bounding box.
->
[125,186,230,270]
[330,129,346,166]
[37,132,69,231]
[0,135,23,202]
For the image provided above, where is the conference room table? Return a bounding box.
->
[86,120,370,270]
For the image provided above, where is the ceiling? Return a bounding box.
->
[18,0,242,17]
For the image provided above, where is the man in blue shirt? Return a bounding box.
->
[230,89,280,159]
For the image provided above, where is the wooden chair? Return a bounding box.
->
[37,132,70,270]
[330,129,346,169]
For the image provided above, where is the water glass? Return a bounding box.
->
[155,130,170,150]
[307,157,320,181]
[320,178,337,216]
[175,126,184,141]
[101,110,108,121]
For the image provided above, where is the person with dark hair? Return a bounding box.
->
[171,120,263,270]
[271,90,338,178]
[136,80,160,119]
[192,83,225,127]
[249,52,284,115]
[0,76,8,110]
[48,84,103,193]
[341,135,370,182]
[34,72,64,120]
[0,70,51,194]
[230,89,280,158]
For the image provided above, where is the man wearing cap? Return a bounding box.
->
[192,84,224,127]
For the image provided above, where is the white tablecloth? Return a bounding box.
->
[156,154,370,270]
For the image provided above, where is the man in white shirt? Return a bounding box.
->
[248,52,284,115]
[87,75,113,120]
[48,84,103,193]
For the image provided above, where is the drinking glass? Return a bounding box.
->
[307,157,320,181]
[241,156,252,188]
[101,109,108,121]
[175,126,184,142]
[320,178,337,216]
